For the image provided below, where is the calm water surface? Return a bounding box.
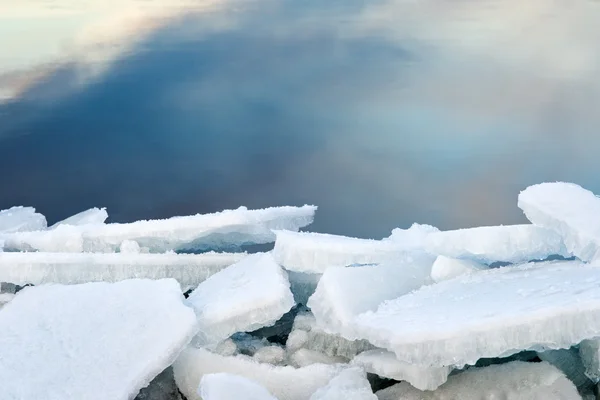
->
[1,0,599,238]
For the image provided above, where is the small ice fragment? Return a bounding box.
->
[253,346,287,365]
[187,253,295,345]
[50,207,108,227]
[386,223,440,248]
[0,206,47,233]
[309,367,376,400]
[200,373,279,400]
[430,255,487,282]
[289,349,347,368]
[120,239,141,253]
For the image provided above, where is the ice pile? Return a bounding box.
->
[5,182,600,399]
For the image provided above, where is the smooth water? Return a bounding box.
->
[1,0,599,238]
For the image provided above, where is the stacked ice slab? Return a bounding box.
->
[5,182,600,399]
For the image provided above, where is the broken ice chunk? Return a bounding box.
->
[0,206,47,233]
[120,239,142,253]
[0,205,316,253]
[0,251,246,292]
[430,255,487,282]
[50,207,108,228]
[0,279,198,400]
[424,224,568,264]
[200,373,279,400]
[308,253,433,339]
[519,182,600,262]
[537,348,595,395]
[353,261,600,368]
[309,367,377,400]
[253,346,287,365]
[376,361,581,400]
[386,223,440,248]
[579,339,600,383]
[187,253,295,345]
[289,349,348,368]
[351,349,451,391]
[173,348,346,400]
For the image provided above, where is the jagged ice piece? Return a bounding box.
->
[0,206,47,233]
[309,367,376,400]
[51,207,108,227]
[430,255,487,282]
[199,373,279,400]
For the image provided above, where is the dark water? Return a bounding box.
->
[1,0,600,238]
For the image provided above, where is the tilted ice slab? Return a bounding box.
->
[353,261,600,368]
[272,224,437,274]
[0,206,47,233]
[430,255,487,282]
[200,373,279,400]
[173,348,346,400]
[424,224,568,264]
[376,361,581,400]
[519,182,600,262]
[0,279,198,400]
[0,251,246,291]
[309,367,376,400]
[0,205,317,253]
[351,349,451,391]
[50,207,108,228]
[187,253,295,345]
[308,252,434,339]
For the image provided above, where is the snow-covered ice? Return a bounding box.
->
[351,349,451,391]
[308,253,433,338]
[173,348,346,400]
[386,223,440,248]
[0,205,316,253]
[430,255,486,282]
[424,224,568,264]
[289,349,348,368]
[199,373,279,400]
[519,182,600,262]
[187,253,295,345]
[254,346,287,365]
[354,261,600,367]
[0,206,47,233]
[376,361,581,400]
[0,251,246,291]
[309,367,376,400]
[0,279,197,400]
[50,207,108,228]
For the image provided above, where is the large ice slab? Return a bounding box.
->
[0,251,245,291]
[519,182,600,262]
[376,361,581,400]
[0,206,47,233]
[200,373,279,400]
[424,224,568,264]
[187,253,295,345]
[307,253,433,339]
[351,349,451,391]
[0,205,316,253]
[354,261,600,367]
[0,279,198,400]
[272,224,436,274]
[51,207,108,227]
[309,367,376,400]
[173,348,345,400]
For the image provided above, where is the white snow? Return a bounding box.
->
[424,224,568,264]
[387,223,440,248]
[0,205,317,253]
[351,349,451,391]
[430,255,487,282]
[173,348,346,400]
[0,279,198,400]
[376,361,581,400]
[187,253,295,345]
[0,206,47,233]
[353,261,600,367]
[307,253,433,339]
[50,207,108,227]
[309,367,376,400]
[519,182,600,262]
[199,373,279,400]
[0,251,246,292]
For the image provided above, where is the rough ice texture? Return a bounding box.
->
[0,279,198,400]
[308,253,433,339]
[537,348,595,393]
[51,207,108,228]
[289,349,347,368]
[199,373,279,400]
[424,224,568,264]
[351,349,451,391]
[376,361,581,400]
[187,253,295,345]
[0,251,246,292]
[519,182,600,262]
[386,223,440,247]
[354,261,600,368]
[173,348,346,400]
[430,255,487,282]
[0,206,47,233]
[0,205,316,253]
[254,346,287,365]
[309,367,377,400]
[579,339,600,383]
